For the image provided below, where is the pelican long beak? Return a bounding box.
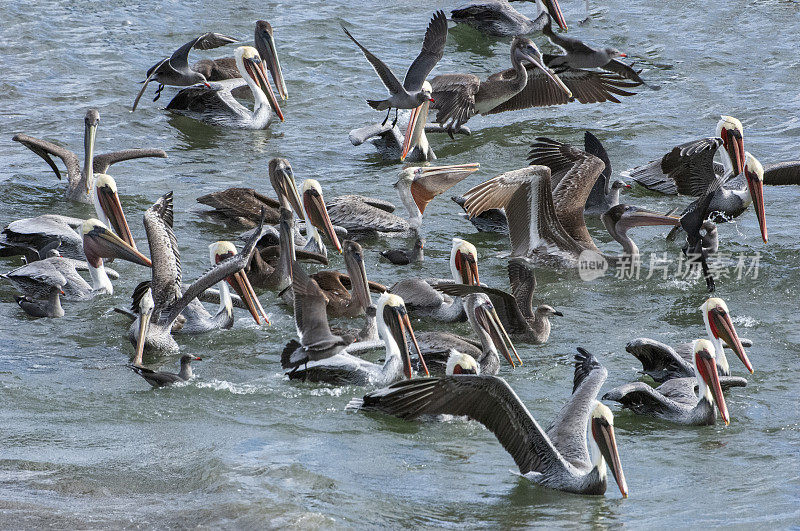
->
[456,250,480,286]
[243,55,284,122]
[386,304,428,378]
[521,52,572,99]
[745,170,767,243]
[303,188,342,253]
[401,100,429,161]
[721,128,745,177]
[346,247,372,311]
[275,167,305,221]
[696,348,730,425]
[543,0,568,31]
[475,302,520,367]
[409,163,481,214]
[708,308,753,373]
[83,120,97,192]
[620,206,681,229]
[256,24,288,100]
[83,222,152,268]
[228,270,269,324]
[592,416,628,498]
[95,183,137,249]
[134,309,152,366]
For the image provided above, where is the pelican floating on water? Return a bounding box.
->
[326,164,480,236]
[166,46,284,129]
[348,348,628,497]
[604,339,737,426]
[450,0,567,37]
[12,109,167,203]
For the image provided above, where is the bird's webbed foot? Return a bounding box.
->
[153,84,165,102]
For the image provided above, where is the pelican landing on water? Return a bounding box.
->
[166,46,284,129]
[13,109,166,203]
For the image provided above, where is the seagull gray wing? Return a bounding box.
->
[601,59,648,85]
[169,32,238,72]
[341,25,404,96]
[403,10,448,91]
[359,375,566,475]
[12,134,80,181]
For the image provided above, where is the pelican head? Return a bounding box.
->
[716,115,745,176]
[700,297,752,374]
[512,36,572,99]
[235,46,284,122]
[589,401,628,498]
[210,241,269,325]
[692,338,730,425]
[377,292,427,379]
[743,152,767,243]
[301,179,341,253]
[343,240,372,312]
[81,218,152,269]
[467,294,521,367]
[602,204,681,256]
[254,20,288,100]
[93,174,137,250]
[269,158,304,221]
[133,286,155,366]
[539,0,567,31]
[402,81,433,161]
[83,109,100,191]
[450,238,480,285]
[445,350,480,375]
[395,163,480,225]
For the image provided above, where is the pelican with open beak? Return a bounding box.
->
[82,219,152,294]
[471,295,521,368]
[396,164,481,232]
[702,297,753,375]
[301,179,342,256]
[401,81,434,161]
[92,174,138,249]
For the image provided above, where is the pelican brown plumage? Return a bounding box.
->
[310,240,385,318]
[12,109,167,203]
[347,348,628,497]
[450,0,568,37]
[166,46,284,129]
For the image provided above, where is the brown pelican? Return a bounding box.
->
[192,21,288,101]
[450,0,568,37]
[433,257,561,344]
[326,164,480,236]
[282,272,428,386]
[299,179,342,257]
[461,145,680,267]
[623,116,767,244]
[604,339,733,426]
[341,11,446,125]
[128,355,202,388]
[626,297,753,383]
[381,237,425,265]
[246,207,298,292]
[81,219,152,294]
[0,174,143,261]
[197,158,304,227]
[347,348,628,497]
[129,193,267,363]
[543,18,625,69]
[415,293,520,376]
[308,240,377,318]
[166,46,284,129]
[430,37,571,135]
[760,160,800,185]
[12,109,167,203]
[390,238,481,323]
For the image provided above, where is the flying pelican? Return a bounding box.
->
[433,257,561,344]
[166,46,284,129]
[131,32,238,111]
[381,236,425,265]
[626,297,753,383]
[128,355,203,388]
[623,116,768,244]
[129,193,267,363]
[347,348,628,497]
[604,339,736,426]
[12,109,167,203]
[390,238,481,322]
[450,0,568,37]
[430,37,571,135]
[414,293,520,375]
[461,144,680,267]
[0,173,143,261]
[192,21,289,101]
[281,269,427,386]
[341,11,447,125]
[197,158,304,227]
[326,164,480,236]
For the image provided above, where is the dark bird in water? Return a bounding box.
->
[450,0,568,38]
[380,237,425,265]
[128,355,202,388]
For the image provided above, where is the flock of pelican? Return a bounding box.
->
[4,4,800,502]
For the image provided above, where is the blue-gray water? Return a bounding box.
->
[1,0,799,527]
